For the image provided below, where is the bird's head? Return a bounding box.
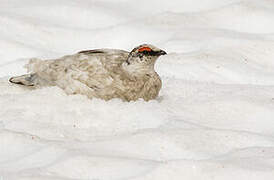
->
[122,44,167,76]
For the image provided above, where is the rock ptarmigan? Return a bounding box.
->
[9,44,167,101]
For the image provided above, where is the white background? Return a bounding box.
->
[1,0,274,179]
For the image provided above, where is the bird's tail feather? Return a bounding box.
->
[9,74,37,86]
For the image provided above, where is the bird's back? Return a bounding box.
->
[26,49,130,97]
[78,49,129,67]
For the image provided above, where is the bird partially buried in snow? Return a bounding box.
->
[9,44,167,101]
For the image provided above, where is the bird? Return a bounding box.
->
[9,44,167,101]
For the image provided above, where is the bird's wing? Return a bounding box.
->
[78,48,129,71]
[78,48,128,57]
[78,49,107,54]
[61,49,129,97]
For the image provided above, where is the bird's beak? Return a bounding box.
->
[158,50,167,56]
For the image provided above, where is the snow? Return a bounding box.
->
[1,0,274,179]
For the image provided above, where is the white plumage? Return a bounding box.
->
[9,44,166,101]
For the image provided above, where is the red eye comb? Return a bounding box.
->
[138,47,152,52]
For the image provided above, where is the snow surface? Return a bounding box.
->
[1,0,274,179]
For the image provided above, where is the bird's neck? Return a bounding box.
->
[121,62,156,78]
